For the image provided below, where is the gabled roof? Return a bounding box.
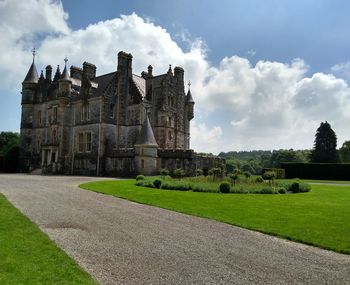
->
[136,113,158,146]
[23,61,39,83]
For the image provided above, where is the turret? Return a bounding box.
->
[22,48,39,104]
[134,111,158,175]
[186,81,194,120]
[20,48,39,172]
[58,57,72,96]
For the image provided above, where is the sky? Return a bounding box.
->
[1,0,350,154]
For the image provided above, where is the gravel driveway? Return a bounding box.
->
[0,174,349,285]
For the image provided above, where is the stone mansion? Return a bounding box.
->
[19,50,223,176]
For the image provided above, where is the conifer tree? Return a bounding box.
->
[310,121,338,162]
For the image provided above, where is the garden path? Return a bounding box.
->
[0,174,349,285]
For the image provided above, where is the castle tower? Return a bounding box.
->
[134,111,158,175]
[185,81,194,149]
[20,48,39,172]
[58,57,72,97]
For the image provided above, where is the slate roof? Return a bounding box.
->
[61,66,70,80]
[136,114,158,146]
[92,71,116,96]
[24,61,39,83]
[186,89,194,103]
[132,74,146,98]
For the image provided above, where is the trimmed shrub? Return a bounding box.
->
[219,182,231,193]
[277,187,287,194]
[136,175,145,181]
[300,183,311,193]
[153,179,162,189]
[195,169,203,176]
[135,180,154,188]
[161,181,191,191]
[290,182,300,193]
[255,177,264,183]
[259,187,277,194]
[281,162,350,180]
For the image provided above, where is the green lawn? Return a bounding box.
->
[80,180,350,254]
[0,194,97,285]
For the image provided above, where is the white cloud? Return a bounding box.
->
[1,0,350,153]
[331,62,350,81]
[190,121,223,154]
[0,0,69,89]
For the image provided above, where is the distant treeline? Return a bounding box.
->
[218,149,311,175]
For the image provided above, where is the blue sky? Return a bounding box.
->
[62,0,350,72]
[1,0,350,153]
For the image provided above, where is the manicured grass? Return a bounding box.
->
[80,180,350,254]
[0,194,97,285]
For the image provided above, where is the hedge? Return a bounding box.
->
[281,162,350,180]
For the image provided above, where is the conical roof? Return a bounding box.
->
[61,66,70,80]
[23,61,39,83]
[186,89,194,103]
[136,113,158,146]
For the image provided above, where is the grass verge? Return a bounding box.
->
[0,193,97,285]
[80,180,350,254]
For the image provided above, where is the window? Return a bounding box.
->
[109,104,115,118]
[52,129,57,142]
[78,133,84,152]
[37,140,41,152]
[168,130,172,140]
[38,110,42,125]
[80,105,84,121]
[86,103,90,120]
[86,132,92,152]
[141,159,145,169]
[53,107,57,122]
[78,132,92,152]
[81,103,90,121]
[52,152,56,163]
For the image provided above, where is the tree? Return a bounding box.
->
[339,141,350,163]
[0,132,19,156]
[310,121,338,162]
[229,173,239,186]
[262,171,276,185]
[159,168,169,179]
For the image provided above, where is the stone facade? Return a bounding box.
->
[20,51,224,176]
